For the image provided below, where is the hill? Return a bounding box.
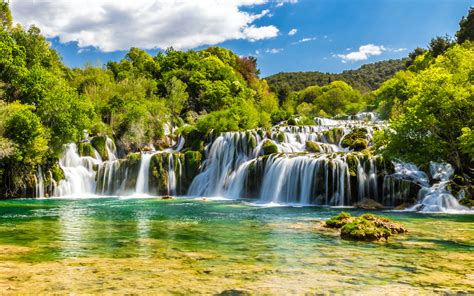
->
[265,59,407,101]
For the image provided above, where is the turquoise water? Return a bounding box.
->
[0,197,473,294]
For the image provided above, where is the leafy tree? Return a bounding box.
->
[166,76,188,119]
[428,35,453,57]
[378,43,474,174]
[456,7,474,44]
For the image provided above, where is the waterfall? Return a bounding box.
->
[33,113,471,211]
[135,153,155,195]
[404,162,471,213]
[35,167,44,198]
[54,144,101,197]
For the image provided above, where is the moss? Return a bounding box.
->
[91,136,108,160]
[305,141,321,153]
[184,150,202,189]
[127,153,142,165]
[341,219,392,241]
[345,154,358,177]
[323,128,344,144]
[341,128,368,151]
[77,142,95,157]
[276,132,285,143]
[262,140,278,155]
[50,163,65,182]
[247,135,257,150]
[325,212,407,241]
[353,198,384,209]
[325,212,354,228]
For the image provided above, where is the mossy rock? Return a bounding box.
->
[276,132,285,143]
[287,118,297,126]
[323,128,344,144]
[50,163,65,182]
[341,128,368,151]
[91,136,108,160]
[345,154,359,177]
[262,140,278,155]
[325,212,407,241]
[353,198,384,210]
[77,142,95,157]
[127,152,142,164]
[305,141,321,153]
[341,219,392,241]
[324,212,355,228]
[247,135,257,150]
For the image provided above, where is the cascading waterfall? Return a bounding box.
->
[404,162,471,213]
[54,143,101,197]
[34,113,472,212]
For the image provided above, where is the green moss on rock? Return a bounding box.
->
[325,212,407,241]
[91,136,108,160]
[262,140,278,155]
[325,212,355,228]
[323,128,344,144]
[305,141,321,153]
[287,118,297,126]
[77,142,95,157]
[341,128,368,151]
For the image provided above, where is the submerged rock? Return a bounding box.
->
[160,195,175,200]
[353,198,384,209]
[325,212,407,241]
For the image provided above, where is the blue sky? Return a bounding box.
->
[10,0,473,77]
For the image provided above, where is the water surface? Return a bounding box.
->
[0,197,472,294]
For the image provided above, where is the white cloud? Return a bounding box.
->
[392,47,408,52]
[265,48,283,54]
[10,0,281,52]
[288,28,298,36]
[276,0,298,7]
[292,37,316,44]
[337,44,386,62]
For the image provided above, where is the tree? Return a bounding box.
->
[429,35,453,57]
[166,76,188,119]
[456,7,474,44]
[0,2,12,31]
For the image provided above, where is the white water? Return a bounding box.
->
[404,162,472,213]
[54,143,101,197]
[135,153,155,195]
[34,114,472,212]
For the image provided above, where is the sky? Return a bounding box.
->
[9,0,473,77]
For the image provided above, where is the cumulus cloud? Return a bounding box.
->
[288,28,298,36]
[337,44,386,62]
[10,0,282,52]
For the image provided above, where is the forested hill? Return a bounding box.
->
[266,58,407,100]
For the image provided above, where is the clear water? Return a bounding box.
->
[0,197,472,294]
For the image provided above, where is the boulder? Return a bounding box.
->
[353,198,384,210]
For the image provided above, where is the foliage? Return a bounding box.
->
[456,7,474,44]
[283,81,368,118]
[376,43,474,174]
[266,59,407,101]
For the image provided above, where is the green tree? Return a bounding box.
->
[166,76,188,119]
[456,7,474,44]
